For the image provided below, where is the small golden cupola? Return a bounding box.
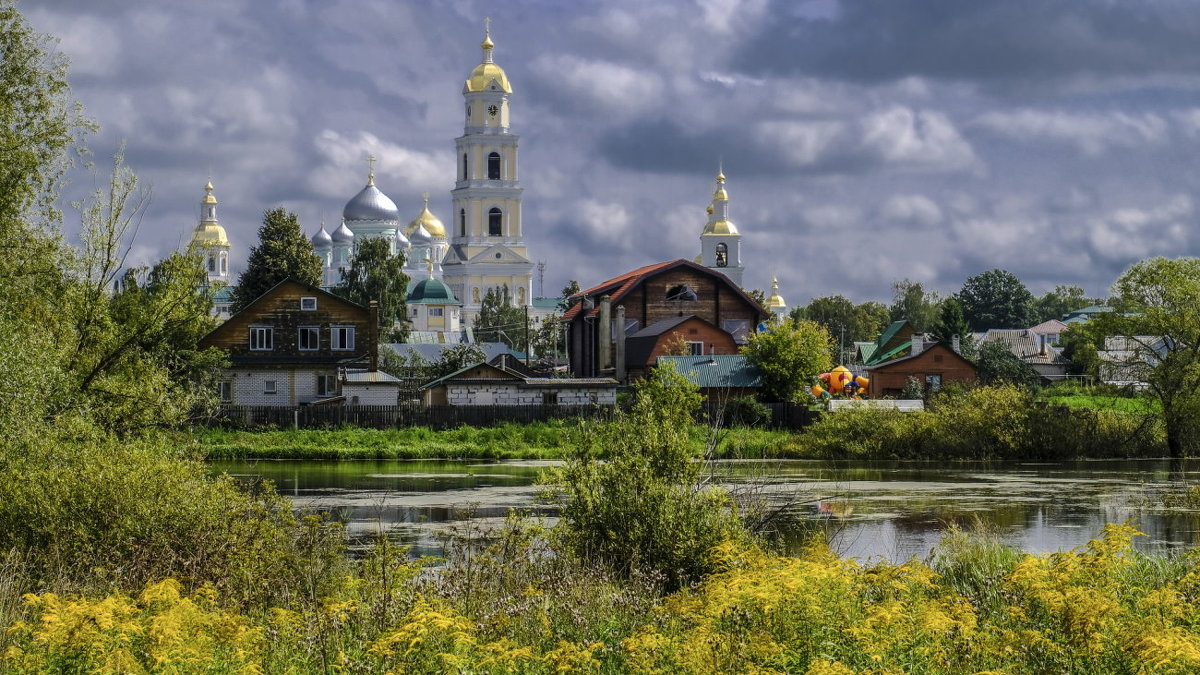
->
[766,277,787,310]
[701,171,738,236]
[407,192,447,239]
[466,18,512,94]
[191,181,230,247]
[698,168,744,286]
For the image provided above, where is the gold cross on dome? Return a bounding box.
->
[423,257,435,278]
[367,154,376,185]
[484,17,491,37]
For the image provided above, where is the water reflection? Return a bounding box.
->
[210,458,1200,562]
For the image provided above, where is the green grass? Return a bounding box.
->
[190,423,801,461]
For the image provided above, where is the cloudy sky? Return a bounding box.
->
[25,0,1200,305]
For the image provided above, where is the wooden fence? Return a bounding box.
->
[208,404,615,430]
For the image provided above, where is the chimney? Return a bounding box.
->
[598,295,612,372]
[911,334,923,355]
[1039,333,1048,356]
[614,305,627,383]
[368,300,379,372]
[952,334,961,354]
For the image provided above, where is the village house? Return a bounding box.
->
[561,259,768,382]
[198,278,391,406]
[420,361,618,406]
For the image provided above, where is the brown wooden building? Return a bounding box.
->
[198,278,379,406]
[864,342,976,396]
[561,259,768,381]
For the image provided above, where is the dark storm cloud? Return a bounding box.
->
[737,0,1200,86]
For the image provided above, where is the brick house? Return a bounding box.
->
[421,362,618,406]
[198,278,381,406]
[561,259,768,381]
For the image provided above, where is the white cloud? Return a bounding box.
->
[879,194,943,227]
[973,109,1169,156]
[529,54,664,118]
[30,11,121,77]
[754,120,845,168]
[1089,195,1193,261]
[860,107,978,171]
[308,130,449,200]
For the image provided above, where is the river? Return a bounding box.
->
[211,458,1200,562]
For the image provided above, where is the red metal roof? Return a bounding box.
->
[560,260,680,320]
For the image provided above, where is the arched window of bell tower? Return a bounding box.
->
[460,208,466,237]
[715,243,729,268]
[462,154,468,180]
[488,207,502,236]
[487,152,501,180]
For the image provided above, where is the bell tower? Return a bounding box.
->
[444,18,534,320]
[699,170,744,287]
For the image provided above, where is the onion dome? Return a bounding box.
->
[311,225,333,249]
[331,220,355,244]
[190,181,229,247]
[406,277,459,304]
[466,21,512,93]
[409,223,433,246]
[395,228,411,248]
[407,193,446,238]
[702,170,740,236]
[343,168,400,223]
[766,278,787,310]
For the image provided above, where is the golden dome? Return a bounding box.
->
[766,277,786,308]
[407,194,446,238]
[701,219,739,236]
[191,223,229,247]
[712,187,728,201]
[467,62,511,93]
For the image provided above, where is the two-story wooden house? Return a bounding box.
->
[561,259,768,381]
[198,279,380,406]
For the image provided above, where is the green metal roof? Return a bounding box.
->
[406,278,458,304]
[531,297,560,310]
[656,355,763,389]
[863,320,911,366]
[866,340,911,366]
[854,341,877,363]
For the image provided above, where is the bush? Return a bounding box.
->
[723,395,772,427]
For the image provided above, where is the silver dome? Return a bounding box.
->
[331,221,355,243]
[311,226,333,248]
[409,223,433,245]
[395,229,411,248]
[343,184,400,222]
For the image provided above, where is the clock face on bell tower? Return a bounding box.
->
[487,104,498,117]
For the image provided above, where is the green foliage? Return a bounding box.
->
[530,313,563,366]
[475,285,526,348]
[723,395,772,427]
[557,279,581,311]
[975,340,1041,388]
[742,317,834,402]
[1034,283,1095,323]
[958,268,1036,331]
[901,375,925,399]
[1099,257,1200,458]
[794,384,1163,460]
[889,279,940,332]
[231,207,322,313]
[930,296,970,346]
[545,363,746,589]
[332,237,409,342]
[1058,322,1103,378]
[793,295,891,362]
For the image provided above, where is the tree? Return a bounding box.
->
[1098,257,1200,458]
[889,279,940,332]
[1034,284,1094,323]
[530,314,563,368]
[794,295,888,363]
[975,341,1040,388]
[741,317,834,402]
[231,207,321,313]
[333,237,409,342]
[931,297,971,346]
[1058,323,1101,379]
[558,279,581,311]
[475,285,525,349]
[746,288,767,308]
[957,269,1035,331]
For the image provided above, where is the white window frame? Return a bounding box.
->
[249,326,273,351]
[331,325,355,351]
[263,380,277,395]
[430,307,444,317]
[298,325,319,351]
[317,374,338,397]
[300,296,317,311]
[217,381,233,402]
[686,341,705,356]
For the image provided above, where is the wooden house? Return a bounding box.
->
[864,342,976,396]
[561,259,768,381]
[198,278,379,406]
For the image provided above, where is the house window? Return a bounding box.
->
[263,380,277,395]
[300,296,317,311]
[925,374,942,393]
[317,374,338,397]
[715,242,728,267]
[543,391,558,406]
[249,326,273,351]
[298,326,319,351]
[208,256,216,272]
[331,326,355,350]
[220,255,227,274]
[430,307,444,317]
[666,284,698,302]
[686,341,705,356]
[487,152,501,180]
[217,381,232,402]
[488,207,502,236]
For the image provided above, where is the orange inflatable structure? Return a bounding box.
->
[810,365,870,399]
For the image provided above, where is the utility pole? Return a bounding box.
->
[524,304,531,367]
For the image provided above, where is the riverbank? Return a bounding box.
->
[192,423,801,461]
